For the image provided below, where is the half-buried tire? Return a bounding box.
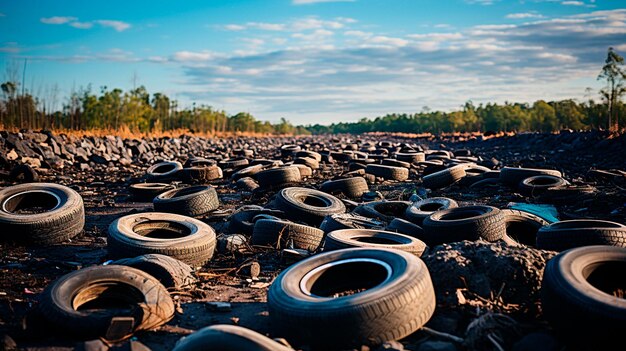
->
[324,229,426,256]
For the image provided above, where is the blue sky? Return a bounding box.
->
[1,0,625,125]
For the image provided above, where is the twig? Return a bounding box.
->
[420,326,464,344]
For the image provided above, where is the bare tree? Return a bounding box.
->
[598,47,626,131]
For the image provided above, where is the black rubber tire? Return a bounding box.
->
[218,157,249,170]
[235,177,260,191]
[9,164,39,183]
[422,165,466,189]
[422,205,505,246]
[231,164,265,181]
[405,197,458,225]
[320,213,386,233]
[172,324,293,351]
[365,164,409,181]
[518,175,568,196]
[111,254,196,289]
[129,183,175,201]
[324,229,426,256]
[292,164,312,177]
[146,161,182,182]
[0,183,85,245]
[499,166,562,187]
[38,265,174,340]
[228,205,283,235]
[268,248,436,348]
[381,159,411,169]
[536,220,626,252]
[251,218,324,251]
[153,185,219,217]
[386,218,425,239]
[181,166,223,183]
[256,166,301,188]
[280,144,301,158]
[183,157,215,168]
[294,157,320,169]
[295,150,322,162]
[500,209,549,247]
[353,201,411,223]
[536,185,597,205]
[108,212,217,267]
[541,246,626,349]
[395,152,425,163]
[320,177,369,199]
[272,187,346,226]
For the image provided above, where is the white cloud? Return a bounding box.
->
[561,1,584,6]
[173,51,216,62]
[95,20,131,32]
[224,24,245,31]
[0,13,5,17]
[69,21,93,29]
[408,32,463,41]
[465,0,499,5]
[41,16,77,25]
[506,12,544,19]
[248,22,286,31]
[292,0,355,4]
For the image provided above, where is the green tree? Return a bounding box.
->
[598,47,626,131]
[530,100,558,132]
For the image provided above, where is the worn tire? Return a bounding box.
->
[365,164,409,181]
[500,209,548,247]
[108,212,216,267]
[172,324,292,351]
[268,248,436,348]
[518,175,568,196]
[422,165,466,189]
[324,229,426,256]
[153,185,219,217]
[405,197,458,225]
[422,205,505,246]
[181,166,223,183]
[541,246,626,349]
[320,177,369,199]
[228,205,283,235]
[499,167,562,187]
[353,201,411,223]
[272,187,346,226]
[38,265,174,340]
[395,152,425,163]
[111,254,196,289]
[256,166,301,188]
[536,220,626,252]
[9,164,39,183]
[146,161,182,182]
[129,183,175,202]
[386,218,425,239]
[320,213,386,233]
[0,183,84,245]
[251,218,324,251]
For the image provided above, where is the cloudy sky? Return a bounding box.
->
[1,0,625,124]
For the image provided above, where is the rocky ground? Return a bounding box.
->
[0,130,624,351]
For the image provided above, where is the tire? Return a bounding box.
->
[256,167,301,189]
[294,157,319,169]
[353,201,411,223]
[536,220,626,252]
[218,158,249,170]
[235,177,260,191]
[405,197,458,225]
[172,325,292,351]
[111,254,196,289]
[422,165,466,189]
[365,164,409,181]
[280,144,301,158]
[500,209,548,246]
[295,150,322,162]
[518,175,568,196]
[38,265,174,340]
[108,212,217,267]
[272,187,346,226]
[268,248,436,348]
[324,229,426,256]
[251,218,324,251]
[320,177,369,199]
[153,185,219,217]
[183,157,215,168]
[9,164,38,183]
[386,218,425,239]
[146,161,182,182]
[231,164,265,181]
[422,205,505,246]
[395,152,425,163]
[499,167,562,187]
[292,164,312,177]
[129,183,175,201]
[536,185,597,205]
[0,183,84,245]
[381,159,411,169]
[228,205,283,235]
[320,213,386,233]
[181,166,223,183]
[541,246,626,349]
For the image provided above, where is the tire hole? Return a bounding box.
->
[585,262,626,299]
[353,236,400,245]
[133,221,191,239]
[3,190,60,214]
[420,203,443,211]
[73,282,144,312]
[303,260,390,298]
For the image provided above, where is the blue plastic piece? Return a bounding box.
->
[507,202,559,223]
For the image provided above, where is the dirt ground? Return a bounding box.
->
[0,131,625,350]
